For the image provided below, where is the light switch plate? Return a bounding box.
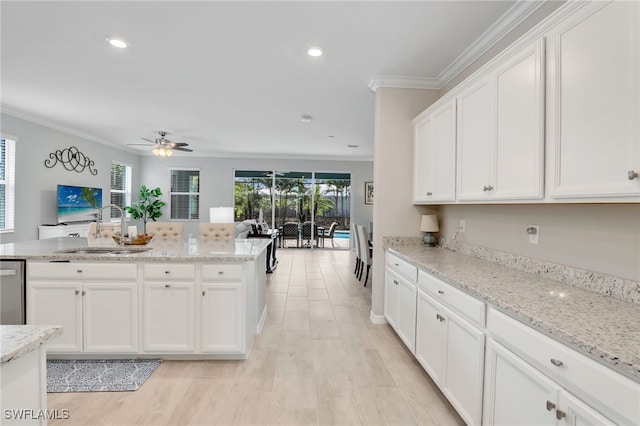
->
[528,225,539,245]
[459,220,466,233]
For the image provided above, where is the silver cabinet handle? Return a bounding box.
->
[556,410,566,420]
[426,192,433,196]
[202,291,205,296]
[75,290,80,295]
[393,280,399,285]
[438,290,444,295]
[550,358,563,367]
[164,270,170,274]
[629,170,639,180]
[76,270,82,273]
[165,284,171,288]
[483,185,494,191]
[546,401,556,411]
[218,271,224,275]
[435,314,445,322]
[82,290,86,296]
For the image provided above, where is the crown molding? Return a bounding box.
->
[369,0,548,92]
[368,75,440,93]
[436,0,547,88]
[0,104,134,152]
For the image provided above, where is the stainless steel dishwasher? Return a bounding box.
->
[0,259,26,324]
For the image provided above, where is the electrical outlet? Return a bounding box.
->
[527,225,539,245]
[459,220,466,233]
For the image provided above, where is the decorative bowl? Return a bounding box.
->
[112,234,153,245]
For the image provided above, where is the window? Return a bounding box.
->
[110,162,132,219]
[0,138,16,232]
[170,169,199,220]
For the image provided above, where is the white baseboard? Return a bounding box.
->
[369,310,388,324]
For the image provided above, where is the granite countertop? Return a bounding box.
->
[1,325,63,365]
[0,237,271,262]
[386,244,640,383]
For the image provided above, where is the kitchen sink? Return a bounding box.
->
[56,247,152,254]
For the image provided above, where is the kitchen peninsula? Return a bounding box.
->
[0,237,270,360]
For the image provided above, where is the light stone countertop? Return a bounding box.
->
[1,325,63,365]
[386,244,640,383]
[0,236,271,262]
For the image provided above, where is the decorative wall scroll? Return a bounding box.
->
[44,146,98,175]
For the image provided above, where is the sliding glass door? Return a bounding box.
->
[234,170,351,248]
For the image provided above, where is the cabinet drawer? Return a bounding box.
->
[144,264,195,280]
[28,262,137,279]
[386,252,417,282]
[487,308,639,426]
[202,264,243,281]
[418,270,485,327]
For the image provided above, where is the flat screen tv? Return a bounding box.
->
[56,185,103,224]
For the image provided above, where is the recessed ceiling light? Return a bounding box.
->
[347,144,359,148]
[307,46,323,57]
[301,115,313,123]
[106,37,129,49]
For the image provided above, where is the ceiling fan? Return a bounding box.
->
[128,131,193,156]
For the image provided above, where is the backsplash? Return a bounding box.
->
[382,236,640,305]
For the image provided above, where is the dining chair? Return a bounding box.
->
[357,224,372,286]
[145,222,184,240]
[353,224,362,278]
[88,222,119,238]
[198,223,235,240]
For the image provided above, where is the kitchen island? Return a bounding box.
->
[1,325,62,425]
[0,237,270,360]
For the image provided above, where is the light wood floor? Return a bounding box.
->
[48,249,464,426]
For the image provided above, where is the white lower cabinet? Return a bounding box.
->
[485,307,639,426]
[416,289,485,426]
[143,264,195,352]
[384,253,417,352]
[200,264,245,354]
[484,338,614,425]
[27,262,138,353]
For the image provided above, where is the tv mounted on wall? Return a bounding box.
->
[56,184,103,224]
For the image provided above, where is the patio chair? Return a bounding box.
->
[301,221,319,248]
[280,222,300,248]
[319,221,339,248]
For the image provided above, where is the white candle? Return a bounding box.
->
[128,225,137,238]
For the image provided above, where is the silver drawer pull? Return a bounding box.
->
[628,170,639,180]
[394,263,399,267]
[76,270,82,273]
[546,401,556,411]
[218,271,224,275]
[165,284,171,288]
[426,192,433,196]
[202,291,205,296]
[438,290,444,295]
[550,358,563,367]
[483,185,494,191]
[393,280,399,285]
[82,290,86,296]
[556,410,566,420]
[75,290,80,295]
[164,270,170,274]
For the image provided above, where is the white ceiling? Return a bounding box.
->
[1,1,539,161]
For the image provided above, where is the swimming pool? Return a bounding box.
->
[334,230,350,239]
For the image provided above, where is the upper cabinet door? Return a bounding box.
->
[413,99,456,204]
[493,38,545,200]
[546,1,640,199]
[456,79,492,201]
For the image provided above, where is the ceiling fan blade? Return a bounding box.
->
[127,143,154,146]
[173,147,193,152]
[141,137,157,144]
[170,142,189,146]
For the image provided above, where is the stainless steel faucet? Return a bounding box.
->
[96,204,126,246]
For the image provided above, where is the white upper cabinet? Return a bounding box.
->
[413,99,457,203]
[457,38,545,201]
[546,1,640,200]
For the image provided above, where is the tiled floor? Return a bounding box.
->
[47,249,464,425]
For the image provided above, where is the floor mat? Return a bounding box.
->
[47,359,161,393]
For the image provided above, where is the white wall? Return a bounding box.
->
[371,87,440,318]
[0,113,140,243]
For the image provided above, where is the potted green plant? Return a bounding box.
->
[125,186,166,234]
